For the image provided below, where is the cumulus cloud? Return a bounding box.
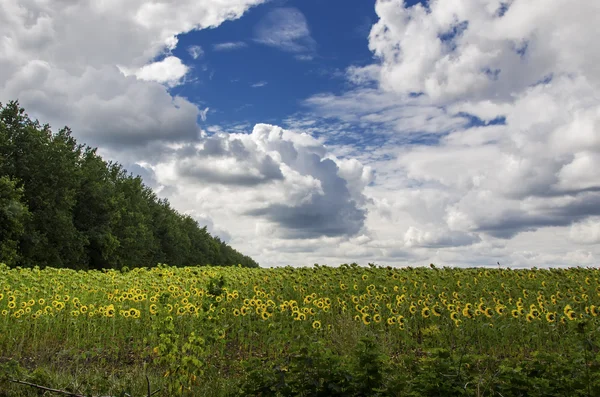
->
[297,0,600,266]
[0,0,267,148]
[147,124,373,240]
[254,8,316,55]
[4,0,599,267]
[366,0,600,102]
[120,56,189,87]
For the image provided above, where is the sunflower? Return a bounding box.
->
[511,309,520,318]
[526,313,535,322]
[312,320,322,329]
[545,312,556,323]
[421,307,431,319]
[361,313,372,325]
[373,313,382,323]
[566,310,577,321]
[387,317,397,325]
[563,304,573,316]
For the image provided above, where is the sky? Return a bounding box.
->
[1,0,599,268]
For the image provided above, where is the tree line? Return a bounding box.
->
[0,101,258,269]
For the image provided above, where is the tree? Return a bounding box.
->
[0,176,30,265]
[0,100,259,269]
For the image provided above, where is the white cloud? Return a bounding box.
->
[295,54,314,62]
[403,226,480,248]
[213,41,248,51]
[120,56,189,87]
[0,0,267,148]
[4,0,599,268]
[365,0,600,102]
[254,8,316,55]
[294,0,600,267]
[569,218,600,245]
[251,81,267,88]
[142,124,371,248]
[305,88,469,137]
[199,107,210,122]
[187,45,204,59]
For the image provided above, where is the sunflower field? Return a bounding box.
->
[2,263,600,396]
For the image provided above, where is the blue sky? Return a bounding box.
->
[171,0,380,128]
[2,0,599,267]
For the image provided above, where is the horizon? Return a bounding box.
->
[1,0,599,268]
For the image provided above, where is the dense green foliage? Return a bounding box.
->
[0,101,258,269]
